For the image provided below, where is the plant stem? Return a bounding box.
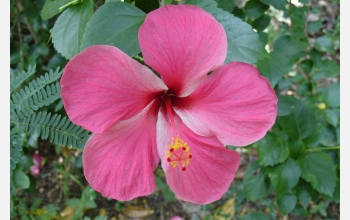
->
[306,146,340,152]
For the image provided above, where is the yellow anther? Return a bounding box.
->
[166,136,192,171]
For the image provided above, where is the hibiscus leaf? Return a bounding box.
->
[81,1,146,57]
[257,132,289,166]
[243,161,273,201]
[52,0,93,60]
[238,212,270,220]
[185,0,268,64]
[311,59,340,80]
[298,152,336,196]
[277,193,297,215]
[13,170,30,189]
[259,0,287,10]
[297,180,316,209]
[322,82,340,108]
[266,158,301,199]
[41,0,74,20]
[278,99,316,140]
[287,140,305,160]
[244,0,269,20]
[277,95,295,116]
[258,35,307,87]
[252,14,271,31]
[257,51,292,88]
[214,0,235,12]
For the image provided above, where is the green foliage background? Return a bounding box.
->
[10,0,340,219]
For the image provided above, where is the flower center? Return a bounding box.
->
[164,94,192,171]
[166,136,192,171]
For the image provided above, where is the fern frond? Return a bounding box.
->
[13,112,90,150]
[10,65,36,94]
[11,82,61,119]
[10,66,62,116]
[10,129,23,177]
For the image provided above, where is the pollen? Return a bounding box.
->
[166,136,192,171]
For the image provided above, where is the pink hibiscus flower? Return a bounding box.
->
[60,5,277,204]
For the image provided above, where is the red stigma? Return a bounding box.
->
[182,167,186,171]
[170,148,174,152]
[182,147,186,151]
[167,158,171,162]
[189,154,192,159]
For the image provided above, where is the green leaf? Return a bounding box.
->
[257,31,268,45]
[10,130,23,176]
[314,36,334,53]
[252,14,271,31]
[303,123,322,148]
[298,152,336,196]
[83,200,97,209]
[312,59,340,80]
[20,112,90,150]
[186,0,268,64]
[322,82,340,107]
[299,59,313,74]
[291,27,307,40]
[232,6,245,20]
[81,2,146,57]
[243,161,273,201]
[41,0,76,20]
[14,170,30,189]
[17,155,34,171]
[319,126,337,147]
[323,109,338,127]
[244,0,269,20]
[11,82,62,120]
[278,99,316,139]
[10,65,36,95]
[52,0,93,59]
[266,158,301,198]
[155,176,175,202]
[135,0,159,13]
[67,198,81,207]
[214,0,235,12]
[259,0,287,10]
[287,140,305,160]
[81,186,97,201]
[238,212,270,220]
[308,20,322,33]
[277,95,295,116]
[290,5,307,28]
[321,178,339,203]
[273,35,307,57]
[297,180,315,209]
[257,133,289,166]
[291,204,310,218]
[257,51,290,88]
[258,35,306,87]
[277,193,297,215]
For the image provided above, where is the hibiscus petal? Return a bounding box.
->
[61,45,167,133]
[138,5,227,97]
[83,100,160,201]
[173,62,277,146]
[157,107,240,204]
